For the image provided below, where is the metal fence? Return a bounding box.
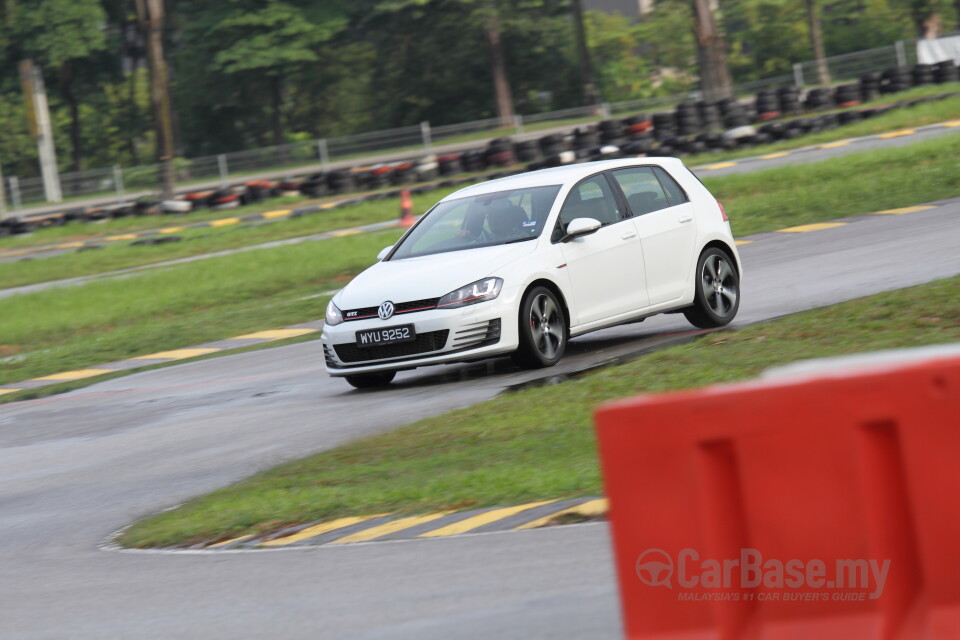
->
[3,35,954,214]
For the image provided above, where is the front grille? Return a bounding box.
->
[343,297,441,321]
[333,330,450,363]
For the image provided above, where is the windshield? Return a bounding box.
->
[388,184,562,260]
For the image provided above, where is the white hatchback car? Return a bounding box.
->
[322,158,741,388]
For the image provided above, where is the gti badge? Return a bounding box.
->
[378,301,395,320]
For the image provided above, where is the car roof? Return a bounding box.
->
[442,157,688,201]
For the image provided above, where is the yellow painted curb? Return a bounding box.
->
[877,129,915,139]
[132,348,221,361]
[34,369,113,382]
[418,500,556,538]
[819,141,850,149]
[159,227,185,234]
[515,498,609,530]
[778,222,846,233]
[0,388,22,396]
[706,162,737,170]
[263,209,292,219]
[761,152,790,160]
[875,205,936,215]
[329,512,453,545]
[259,515,386,547]
[209,217,240,227]
[232,328,318,341]
[105,234,138,242]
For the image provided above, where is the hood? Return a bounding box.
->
[336,242,535,308]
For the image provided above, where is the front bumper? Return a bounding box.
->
[322,287,522,376]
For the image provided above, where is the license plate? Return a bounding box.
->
[356,324,416,348]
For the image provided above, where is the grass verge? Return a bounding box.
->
[119,274,960,548]
[0,228,403,386]
[0,185,462,289]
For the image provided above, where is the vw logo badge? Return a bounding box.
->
[378,301,395,320]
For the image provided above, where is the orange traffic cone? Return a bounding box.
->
[398,188,415,228]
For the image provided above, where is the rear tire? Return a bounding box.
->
[684,247,740,328]
[345,371,396,389]
[512,286,567,369]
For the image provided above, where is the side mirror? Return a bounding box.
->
[561,217,602,242]
[377,245,394,261]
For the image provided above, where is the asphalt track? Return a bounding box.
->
[2,197,960,637]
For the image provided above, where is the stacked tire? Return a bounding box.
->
[933,60,959,84]
[754,89,780,120]
[674,102,701,136]
[777,87,803,115]
[513,140,539,163]
[880,67,912,94]
[697,101,724,130]
[484,137,515,167]
[573,125,600,150]
[326,170,355,195]
[718,98,750,128]
[651,112,677,139]
[437,153,462,176]
[804,87,834,110]
[538,133,565,157]
[835,83,861,107]
[860,72,881,101]
[912,63,935,86]
[598,119,626,144]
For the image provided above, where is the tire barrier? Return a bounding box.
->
[595,351,960,639]
[5,68,959,238]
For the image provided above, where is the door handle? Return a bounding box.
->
[677,215,693,223]
[621,231,637,240]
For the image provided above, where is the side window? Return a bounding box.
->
[552,175,622,241]
[652,166,689,207]
[611,167,670,216]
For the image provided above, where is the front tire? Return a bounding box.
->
[684,247,740,328]
[345,371,396,389]
[513,286,567,369]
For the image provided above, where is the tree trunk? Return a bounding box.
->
[60,63,83,176]
[483,10,515,128]
[137,0,176,201]
[691,0,733,102]
[570,0,601,108]
[127,67,140,166]
[270,75,289,164]
[805,0,831,85]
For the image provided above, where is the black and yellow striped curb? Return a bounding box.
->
[698,118,960,173]
[0,173,515,260]
[0,201,944,400]
[196,497,608,551]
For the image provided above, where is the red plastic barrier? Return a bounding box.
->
[595,354,960,639]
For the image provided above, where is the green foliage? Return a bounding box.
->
[10,0,106,67]
[0,0,951,182]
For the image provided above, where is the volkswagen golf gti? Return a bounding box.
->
[322,157,742,388]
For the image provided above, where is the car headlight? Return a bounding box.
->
[325,299,344,326]
[438,277,503,309]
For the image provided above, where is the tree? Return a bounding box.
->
[805,0,830,84]
[135,0,175,200]
[570,0,600,107]
[10,0,107,173]
[690,0,733,101]
[179,1,348,150]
